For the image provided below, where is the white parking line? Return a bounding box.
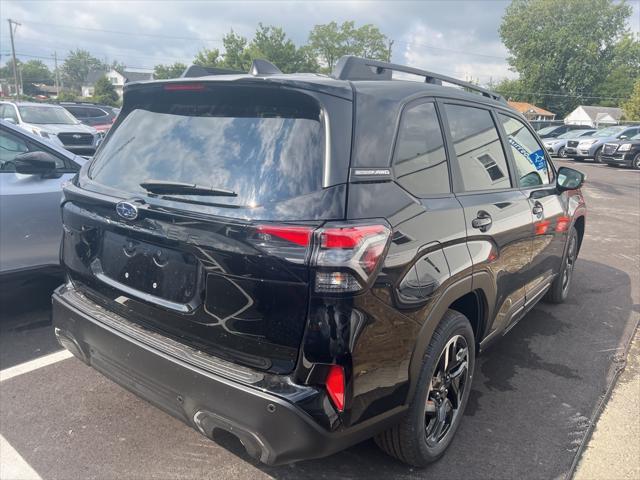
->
[0,434,42,480]
[0,350,73,383]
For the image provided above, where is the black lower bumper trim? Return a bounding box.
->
[52,285,405,465]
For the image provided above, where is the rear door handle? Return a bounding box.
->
[472,211,492,231]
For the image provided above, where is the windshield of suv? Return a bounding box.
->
[89,90,324,207]
[557,130,590,139]
[592,126,625,137]
[18,105,80,125]
[536,126,557,135]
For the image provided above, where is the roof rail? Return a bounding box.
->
[181,65,244,78]
[249,59,282,76]
[331,56,505,103]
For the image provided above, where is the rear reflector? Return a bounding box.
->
[325,365,345,412]
[164,83,206,91]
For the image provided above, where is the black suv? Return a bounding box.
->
[52,56,587,467]
[601,132,640,169]
[60,102,119,133]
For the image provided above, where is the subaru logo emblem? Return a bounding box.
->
[72,134,82,139]
[116,201,138,220]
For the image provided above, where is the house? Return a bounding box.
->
[564,105,623,128]
[82,68,154,98]
[507,101,556,121]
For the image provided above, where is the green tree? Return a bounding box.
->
[500,0,633,116]
[308,21,390,73]
[92,75,119,106]
[20,60,53,95]
[193,48,221,68]
[217,25,318,73]
[56,90,77,102]
[596,34,640,107]
[0,59,21,81]
[220,30,252,71]
[622,79,640,120]
[153,62,187,79]
[247,24,318,73]
[61,49,106,92]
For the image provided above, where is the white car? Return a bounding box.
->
[0,101,100,155]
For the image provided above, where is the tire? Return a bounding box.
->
[593,147,603,163]
[632,153,640,170]
[545,226,579,304]
[374,309,475,467]
[559,147,567,158]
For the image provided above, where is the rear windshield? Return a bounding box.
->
[88,87,325,207]
[19,105,79,125]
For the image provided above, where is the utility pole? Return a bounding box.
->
[387,39,394,62]
[7,19,21,97]
[54,51,60,95]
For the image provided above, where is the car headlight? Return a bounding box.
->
[618,143,632,152]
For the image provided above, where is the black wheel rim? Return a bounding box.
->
[562,233,577,294]
[559,148,567,158]
[424,335,469,447]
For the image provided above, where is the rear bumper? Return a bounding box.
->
[52,284,401,465]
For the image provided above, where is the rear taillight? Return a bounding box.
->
[325,364,346,412]
[250,222,391,292]
[313,224,390,293]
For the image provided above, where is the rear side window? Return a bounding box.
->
[89,87,324,207]
[393,102,449,196]
[499,114,550,187]
[444,104,511,191]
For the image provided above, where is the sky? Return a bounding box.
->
[1,0,639,85]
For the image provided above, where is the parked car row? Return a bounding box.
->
[538,124,640,169]
[0,101,120,156]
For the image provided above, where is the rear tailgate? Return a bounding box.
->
[61,81,352,374]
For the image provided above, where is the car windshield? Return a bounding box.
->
[536,126,557,134]
[18,105,80,125]
[631,133,640,140]
[557,131,587,139]
[592,126,625,137]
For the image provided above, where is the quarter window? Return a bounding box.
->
[393,102,450,196]
[499,114,550,187]
[444,104,511,191]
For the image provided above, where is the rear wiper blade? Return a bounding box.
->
[140,180,237,197]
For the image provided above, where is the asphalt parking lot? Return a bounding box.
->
[1,158,638,480]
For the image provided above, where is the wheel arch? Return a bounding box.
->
[406,274,492,400]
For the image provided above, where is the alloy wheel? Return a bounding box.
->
[559,147,567,158]
[424,335,469,447]
[634,154,640,170]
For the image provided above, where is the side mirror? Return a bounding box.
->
[619,135,628,140]
[14,151,59,176]
[557,166,585,191]
[3,117,16,125]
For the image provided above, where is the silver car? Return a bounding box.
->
[0,119,86,278]
[542,129,596,157]
[0,101,101,155]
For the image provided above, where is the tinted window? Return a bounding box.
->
[89,92,324,207]
[67,106,107,118]
[393,102,449,196]
[0,128,68,171]
[499,114,550,187]
[0,129,29,171]
[445,104,510,191]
